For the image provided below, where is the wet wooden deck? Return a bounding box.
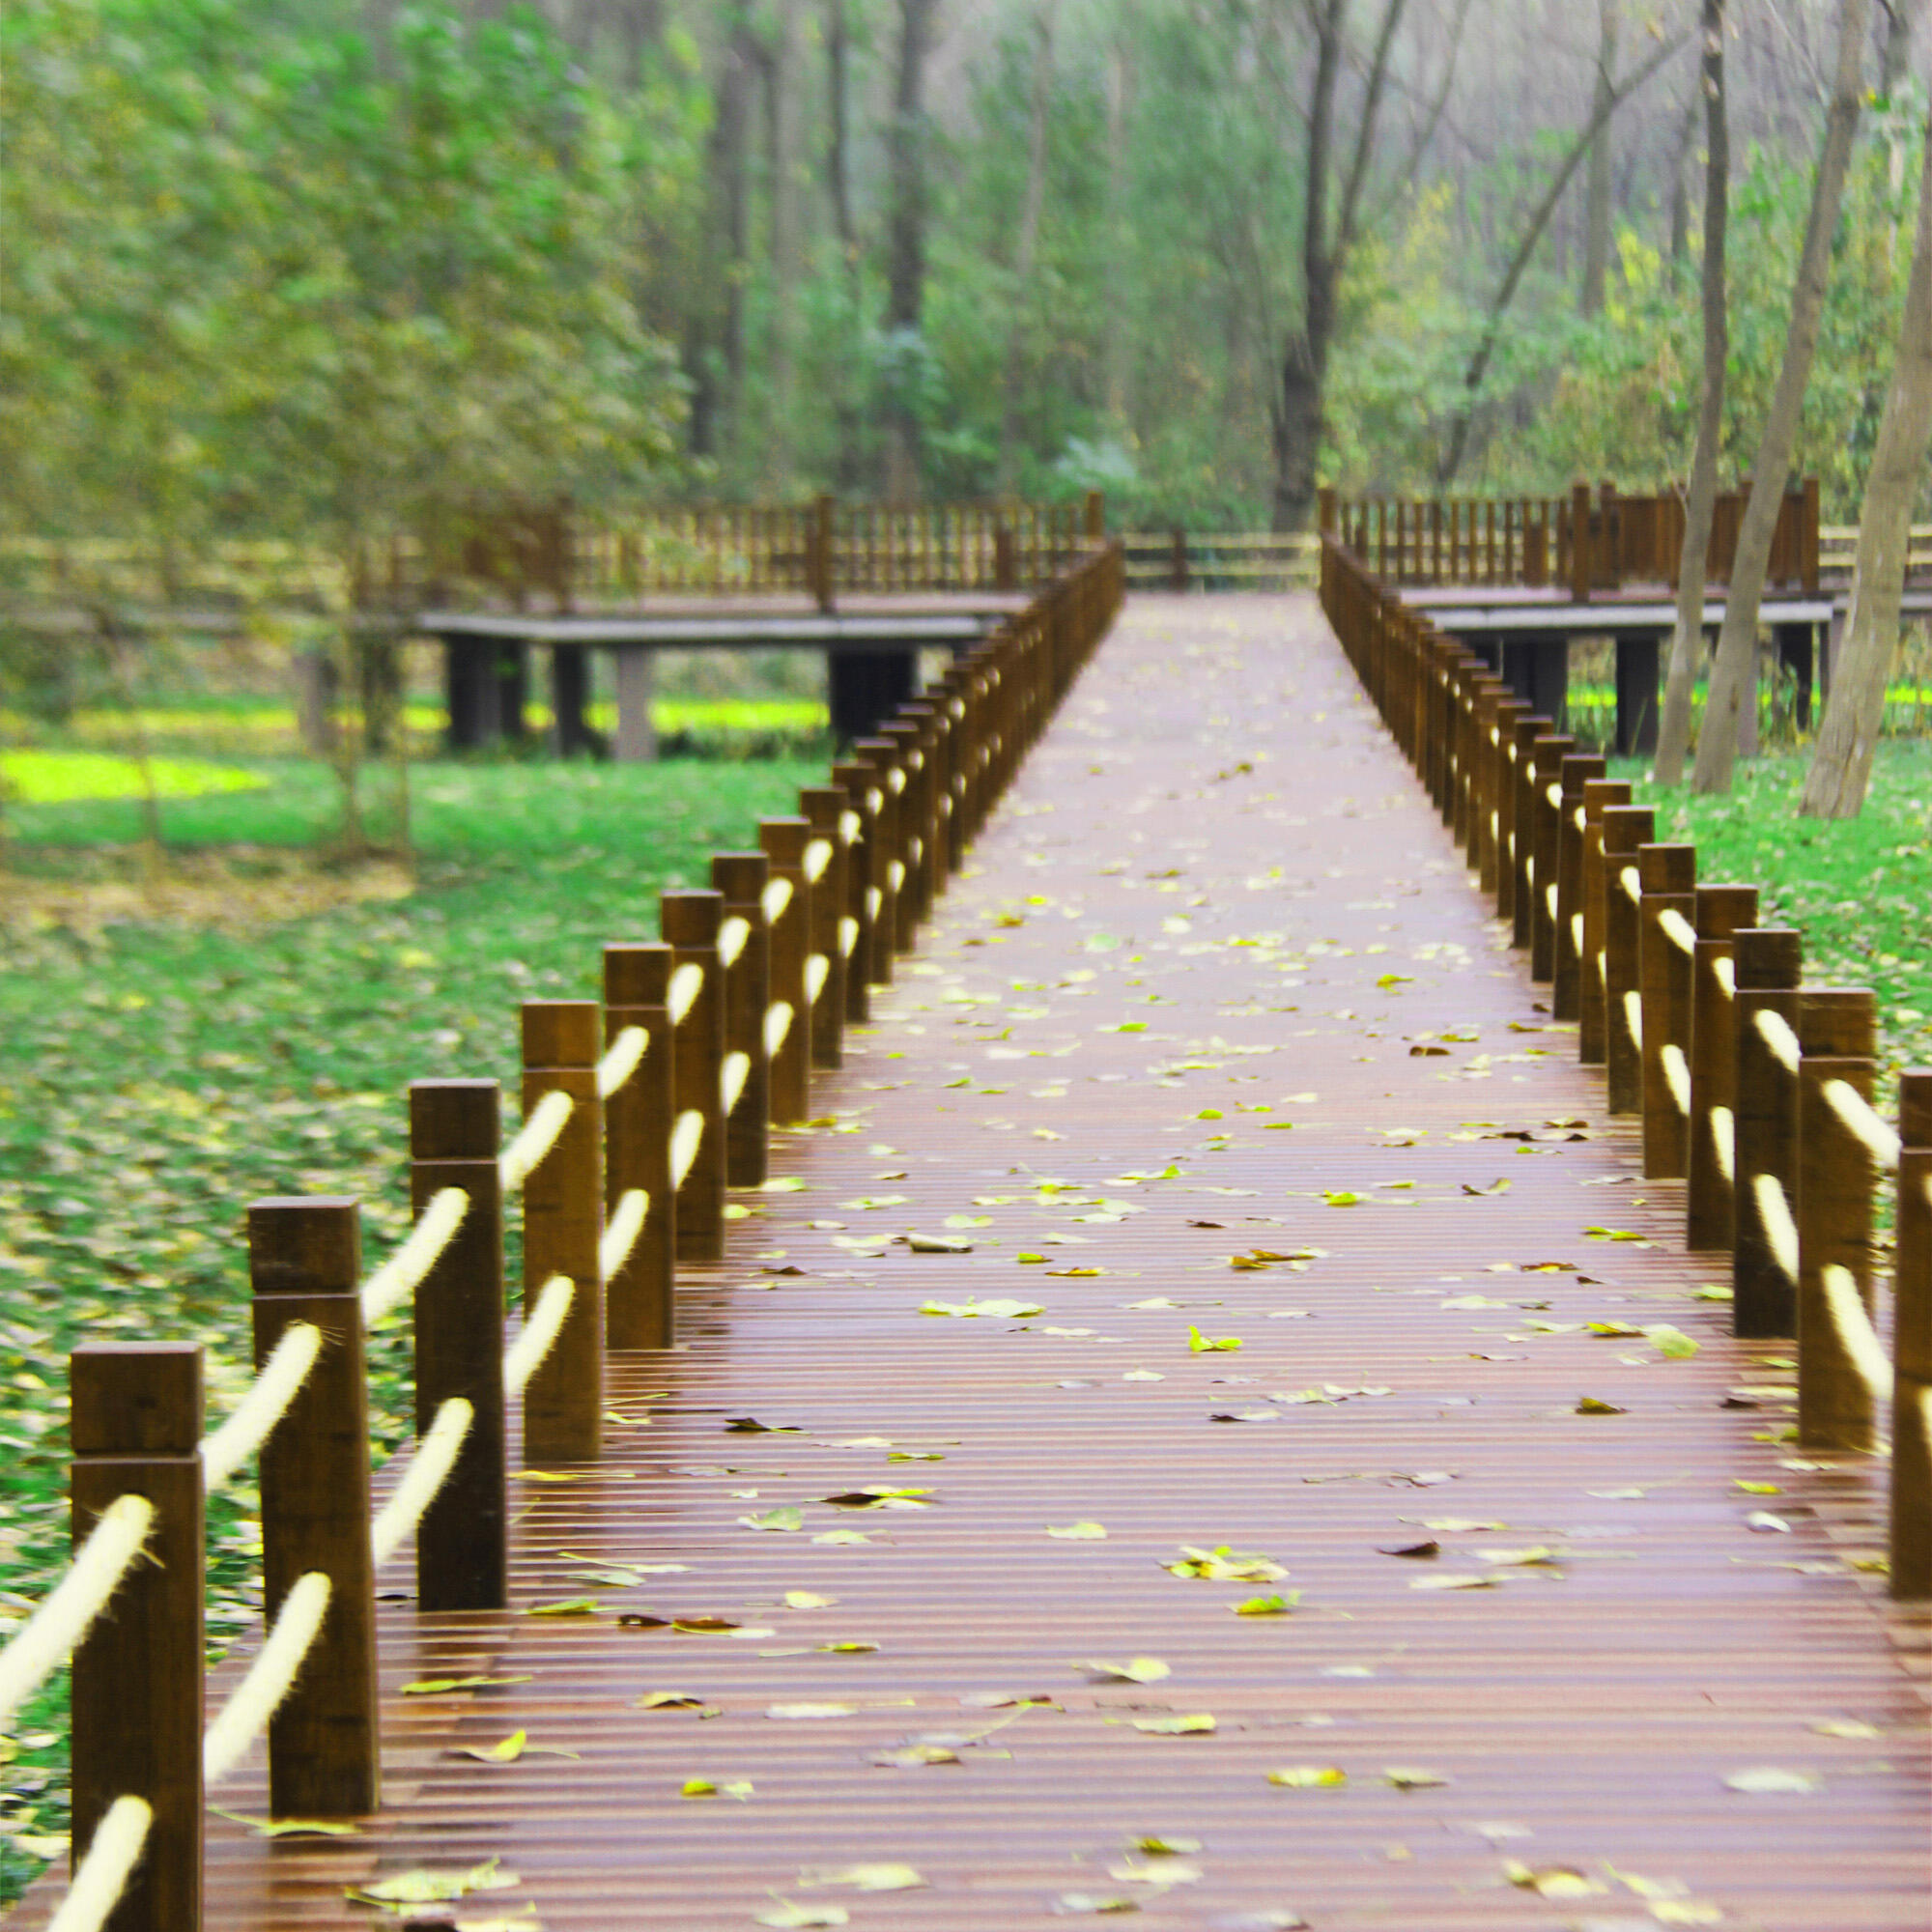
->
[32,594,1931,1929]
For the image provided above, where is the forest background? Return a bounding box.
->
[4,0,1929,556]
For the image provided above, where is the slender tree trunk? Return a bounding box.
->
[1101,36,1131,435]
[1655,0,1728,785]
[1582,0,1619,317]
[1692,0,1870,793]
[1880,0,1921,96]
[760,2,800,493]
[1800,99,1932,817]
[999,3,1057,494]
[883,0,938,502]
[1666,73,1699,272]
[825,0,864,489]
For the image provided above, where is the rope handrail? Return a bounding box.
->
[1711,1105,1735,1182]
[1661,1043,1691,1116]
[201,1571,331,1785]
[1544,883,1558,921]
[595,1025,648,1102]
[1819,1264,1895,1403]
[1620,865,1641,904]
[1753,1008,1802,1074]
[1658,908,1697,955]
[1570,913,1584,954]
[198,1321,324,1494]
[1573,807,1586,833]
[1545,781,1562,808]
[44,1795,150,1932]
[360,1186,469,1327]
[718,916,752,969]
[0,1494,154,1726]
[668,962,704,1025]
[805,953,830,1005]
[804,838,833,883]
[599,1189,649,1282]
[1752,1172,1801,1284]
[762,878,793,924]
[504,1274,575,1398]
[1822,1079,1902,1173]
[840,809,862,843]
[839,915,860,958]
[764,1002,794,1058]
[866,885,883,921]
[1714,955,1736,998]
[888,859,907,892]
[370,1397,475,1567]
[499,1088,574,1194]
[1623,989,1644,1049]
[670,1109,705,1189]
[721,1050,752,1117]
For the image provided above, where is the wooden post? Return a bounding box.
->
[800,785,852,1055]
[1890,1070,1932,1599]
[758,819,813,1124]
[1577,778,1631,1065]
[994,524,1016,592]
[1504,714,1549,937]
[663,891,726,1262]
[1552,752,1604,1017]
[1527,731,1574,974]
[1637,843,1696,1178]
[1796,987,1879,1452]
[832,757,881,999]
[882,712,933,933]
[712,851,772,1188]
[1486,698,1530,905]
[1685,887,1757,1252]
[1570,481,1592,603]
[1600,806,1656,1115]
[1085,488,1105,542]
[70,1344,204,1932]
[1732,928,1804,1337]
[603,945,675,1350]
[410,1080,507,1608]
[520,1003,604,1463]
[248,1198,379,1816]
[811,493,836,611]
[852,740,902,979]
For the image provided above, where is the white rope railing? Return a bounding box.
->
[1624,989,1644,1050]
[370,1397,475,1567]
[360,1186,469,1326]
[198,1321,324,1494]
[1753,1172,1801,1284]
[1754,1008,1802,1074]
[762,878,793,924]
[1822,1079,1902,1173]
[1545,781,1562,808]
[45,1796,150,1932]
[1544,883,1558,920]
[504,1275,575,1398]
[805,953,830,1005]
[595,1025,648,1101]
[1658,908,1697,955]
[1711,1105,1735,1182]
[718,916,752,969]
[840,809,862,843]
[668,961,704,1025]
[1662,1042,1691,1116]
[721,1050,751,1117]
[839,916,860,958]
[764,1002,793,1058]
[599,1189,649,1281]
[1819,1264,1895,1403]
[804,838,833,882]
[499,1089,574,1194]
[1620,865,1642,904]
[889,859,907,892]
[866,886,883,921]
[1573,807,1587,833]
[887,769,906,795]
[1571,913,1584,953]
[670,1110,705,1189]
[1714,955,1736,998]
[0,1495,154,1726]
[201,1571,331,1785]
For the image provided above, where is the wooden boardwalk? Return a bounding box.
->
[41,595,1931,1929]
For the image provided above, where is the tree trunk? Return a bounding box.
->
[1692,0,1870,794]
[999,3,1058,494]
[883,0,938,502]
[759,2,800,493]
[1101,35,1131,435]
[1655,0,1727,786]
[698,8,755,468]
[825,0,864,489]
[1582,0,1619,317]
[1800,99,1932,818]
[1881,0,1922,97]
[1666,71,1699,272]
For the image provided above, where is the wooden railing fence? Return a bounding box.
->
[4,546,1124,1932]
[1321,535,1928,1603]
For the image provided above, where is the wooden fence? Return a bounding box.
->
[4,545,1125,1932]
[1321,534,1928,1601]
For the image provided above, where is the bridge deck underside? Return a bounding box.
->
[43,594,1928,1931]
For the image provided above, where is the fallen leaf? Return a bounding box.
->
[1165,1545,1289,1582]
[1378,1540,1440,1560]
[1724,1766,1821,1794]
[873,1743,961,1767]
[754,1901,848,1929]
[1643,1324,1700,1359]
[1188,1325,1243,1352]
[212,1809,361,1838]
[1047,1520,1108,1540]
[1382,1767,1449,1788]
[1267,1766,1347,1788]
[1460,1179,1513,1196]
[1575,1397,1627,1415]
[767,1703,858,1720]
[1322,1190,1365,1207]
[783,1589,838,1608]
[680,1776,753,1800]
[1051,1894,1141,1915]
[1409,1574,1497,1591]
[799,1862,926,1891]
[525,1599,601,1618]
[347,1861,519,1907]
[904,1233,974,1254]
[740,1508,805,1533]
[1808,1718,1880,1739]
[921,1296,1043,1319]
[1079,1657,1170,1685]
[1233,1592,1297,1616]
[401,1676,534,1696]
[1746,1511,1791,1533]
[1131,1713,1216,1735]
[1503,1861,1605,1898]
[635,1692,712,1712]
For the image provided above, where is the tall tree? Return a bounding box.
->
[1691,0,1871,794]
[1581,0,1620,317]
[1800,96,1932,818]
[999,1,1058,493]
[883,0,939,500]
[1654,0,1728,786]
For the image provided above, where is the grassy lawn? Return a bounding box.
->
[0,753,816,1896]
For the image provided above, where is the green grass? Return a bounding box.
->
[0,755,815,1899]
[1614,742,1932,1093]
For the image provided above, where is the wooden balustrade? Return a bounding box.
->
[1321,532,1926,1605]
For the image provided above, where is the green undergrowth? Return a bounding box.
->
[0,756,813,1899]
[1616,742,1932,1096]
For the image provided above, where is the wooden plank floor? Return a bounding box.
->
[27,594,1930,1930]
